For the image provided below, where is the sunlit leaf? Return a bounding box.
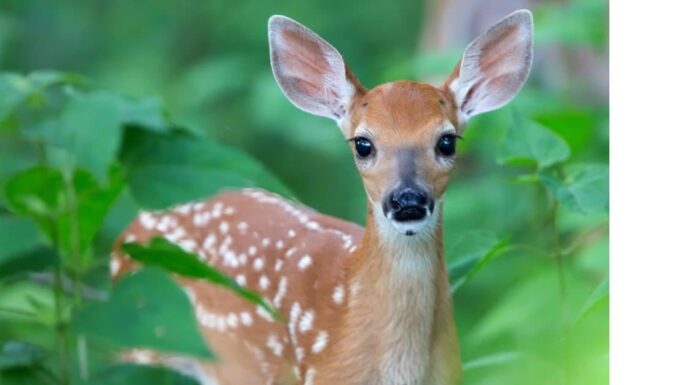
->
[540,164,609,215]
[120,128,292,209]
[122,237,278,319]
[498,111,570,169]
[73,268,213,358]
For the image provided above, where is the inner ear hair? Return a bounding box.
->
[444,9,534,123]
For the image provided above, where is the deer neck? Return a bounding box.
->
[342,203,443,384]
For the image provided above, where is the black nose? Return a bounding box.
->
[388,187,431,222]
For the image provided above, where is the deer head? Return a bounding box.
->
[268,10,533,238]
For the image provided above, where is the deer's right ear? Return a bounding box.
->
[268,15,364,128]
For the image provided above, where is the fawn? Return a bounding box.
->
[112,9,533,385]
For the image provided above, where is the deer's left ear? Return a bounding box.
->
[445,10,534,123]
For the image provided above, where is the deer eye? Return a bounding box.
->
[353,137,373,158]
[436,134,457,157]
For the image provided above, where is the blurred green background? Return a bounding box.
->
[0,0,608,384]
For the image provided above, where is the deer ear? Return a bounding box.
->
[268,15,364,128]
[445,9,534,123]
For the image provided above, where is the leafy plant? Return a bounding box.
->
[0,71,292,384]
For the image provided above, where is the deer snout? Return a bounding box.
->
[384,186,434,224]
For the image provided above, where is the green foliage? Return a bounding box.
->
[541,164,609,215]
[73,269,213,358]
[0,1,608,384]
[87,364,199,385]
[0,69,293,384]
[122,237,278,318]
[120,129,292,210]
[498,111,571,170]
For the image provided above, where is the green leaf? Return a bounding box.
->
[0,216,43,265]
[3,166,124,260]
[0,73,29,120]
[540,164,609,215]
[462,351,522,371]
[447,231,508,293]
[57,92,122,180]
[120,128,292,209]
[89,364,199,385]
[122,237,278,319]
[498,111,571,169]
[73,268,213,358]
[119,96,169,132]
[575,278,609,324]
[0,341,45,369]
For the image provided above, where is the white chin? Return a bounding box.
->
[389,218,430,236]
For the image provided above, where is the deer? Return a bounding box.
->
[111,9,533,385]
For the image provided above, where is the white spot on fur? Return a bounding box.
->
[236,274,246,286]
[259,275,270,290]
[304,367,316,385]
[138,212,156,230]
[219,221,229,233]
[274,259,284,272]
[266,334,283,357]
[262,238,271,247]
[299,310,314,333]
[248,246,257,256]
[311,331,329,354]
[288,229,296,238]
[295,347,305,362]
[240,311,253,326]
[332,285,345,305]
[275,240,284,250]
[226,313,239,328]
[285,247,297,258]
[273,276,288,306]
[298,255,312,270]
[253,258,264,271]
[237,221,248,234]
[109,258,121,276]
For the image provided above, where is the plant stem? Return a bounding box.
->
[64,170,89,381]
[53,265,70,385]
[550,199,566,300]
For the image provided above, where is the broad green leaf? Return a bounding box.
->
[447,231,508,293]
[0,341,45,370]
[540,164,609,215]
[73,268,213,358]
[123,237,278,319]
[88,364,199,385]
[3,166,124,260]
[58,92,122,179]
[119,96,169,132]
[0,216,43,265]
[498,111,570,169]
[120,128,292,209]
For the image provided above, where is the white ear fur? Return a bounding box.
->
[447,9,534,123]
[268,15,359,127]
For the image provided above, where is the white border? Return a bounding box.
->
[612,1,696,384]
